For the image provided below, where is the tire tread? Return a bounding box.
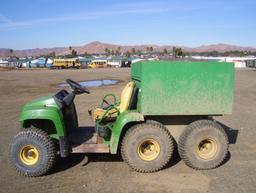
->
[9,128,57,177]
[178,120,228,170]
[121,121,174,173]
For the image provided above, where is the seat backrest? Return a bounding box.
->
[119,81,135,113]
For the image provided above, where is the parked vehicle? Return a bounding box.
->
[53,58,80,69]
[9,61,234,177]
[88,60,107,68]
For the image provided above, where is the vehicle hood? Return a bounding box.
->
[22,95,57,110]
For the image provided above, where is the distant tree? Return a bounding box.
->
[210,51,219,57]
[185,50,256,57]
[69,46,73,55]
[172,47,176,56]
[117,46,121,54]
[105,48,110,56]
[71,49,77,57]
[9,49,14,57]
[114,47,121,56]
[125,51,131,58]
[137,50,142,56]
[49,51,56,58]
[146,46,153,55]
[131,48,136,55]
[149,46,153,53]
[44,52,55,59]
[173,47,183,58]
[163,48,168,55]
[239,51,246,57]
[178,48,183,57]
[111,50,115,55]
[84,52,91,57]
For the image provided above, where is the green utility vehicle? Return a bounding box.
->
[9,61,234,177]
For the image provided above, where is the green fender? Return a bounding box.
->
[19,107,66,138]
[110,111,144,154]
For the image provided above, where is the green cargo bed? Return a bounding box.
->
[131,61,234,115]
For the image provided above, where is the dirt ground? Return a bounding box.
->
[0,68,255,193]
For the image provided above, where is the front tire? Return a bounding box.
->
[178,120,228,170]
[9,128,57,177]
[121,121,174,172]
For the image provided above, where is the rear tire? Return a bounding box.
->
[178,120,228,170]
[9,128,57,177]
[121,121,174,172]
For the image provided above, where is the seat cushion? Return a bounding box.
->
[119,82,135,112]
[92,107,118,121]
[92,81,135,121]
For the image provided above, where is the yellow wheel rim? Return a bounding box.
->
[137,139,160,161]
[196,138,218,160]
[19,145,39,165]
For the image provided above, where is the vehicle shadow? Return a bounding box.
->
[217,121,239,144]
[216,121,238,166]
[48,153,123,175]
[48,154,86,175]
[163,139,181,170]
[82,153,123,166]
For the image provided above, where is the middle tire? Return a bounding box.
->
[121,121,174,172]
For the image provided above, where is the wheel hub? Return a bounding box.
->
[137,139,160,161]
[197,138,218,160]
[19,145,39,165]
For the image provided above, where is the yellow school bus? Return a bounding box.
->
[53,58,81,69]
[88,60,107,68]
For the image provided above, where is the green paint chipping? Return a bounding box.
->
[132,60,234,115]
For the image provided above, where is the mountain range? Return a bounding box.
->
[1,41,256,57]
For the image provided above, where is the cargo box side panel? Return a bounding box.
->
[131,62,142,81]
[140,61,234,115]
[131,62,142,111]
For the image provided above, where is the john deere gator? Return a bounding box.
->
[9,60,234,177]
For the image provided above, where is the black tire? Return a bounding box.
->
[178,120,228,170]
[9,128,57,177]
[121,121,174,172]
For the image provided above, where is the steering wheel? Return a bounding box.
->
[103,98,111,106]
[66,79,90,94]
[100,94,117,109]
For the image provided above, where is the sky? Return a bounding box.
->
[0,0,255,49]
